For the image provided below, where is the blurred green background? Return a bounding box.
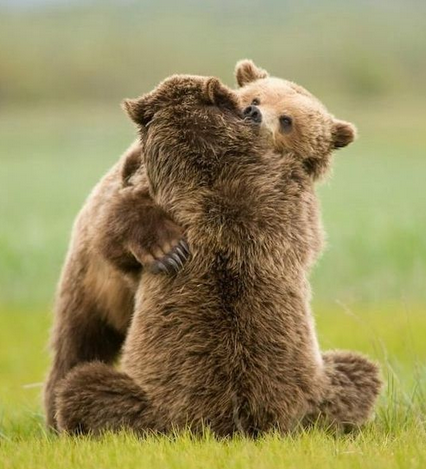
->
[1,0,425,311]
[1,1,426,461]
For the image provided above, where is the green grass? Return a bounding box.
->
[1,1,426,104]
[1,306,426,469]
[1,100,425,467]
[1,2,425,465]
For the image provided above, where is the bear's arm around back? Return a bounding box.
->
[96,142,188,274]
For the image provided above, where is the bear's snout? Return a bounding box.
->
[243,105,262,124]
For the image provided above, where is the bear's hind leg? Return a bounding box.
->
[44,301,126,430]
[310,351,382,431]
[56,362,156,435]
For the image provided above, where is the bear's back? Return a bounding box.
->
[122,159,323,434]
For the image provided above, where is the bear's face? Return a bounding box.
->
[124,75,261,197]
[235,60,356,179]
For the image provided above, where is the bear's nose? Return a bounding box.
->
[243,105,262,123]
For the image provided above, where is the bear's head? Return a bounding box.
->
[123,75,264,210]
[235,60,357,179]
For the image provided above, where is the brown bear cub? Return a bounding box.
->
[43,139,189,430]
[43,60,375,431]
[55,74,382,436]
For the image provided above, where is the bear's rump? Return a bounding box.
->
[122,277,321,433]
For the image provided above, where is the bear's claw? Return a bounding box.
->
[150,239,191,275]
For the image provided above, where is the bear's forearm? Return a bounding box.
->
[96,186,183,273]
[95,187,156,271]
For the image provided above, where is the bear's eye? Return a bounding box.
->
[251,98,260,106]
[279,115,293,133]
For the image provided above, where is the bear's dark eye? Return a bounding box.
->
[251,98,260,106]
[279,115,293,133]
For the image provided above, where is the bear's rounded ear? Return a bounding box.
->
[121,143,143,187]
[122,96,154,128]
[203,77,239,109]
[332,119,357,149]
[235,59,269,87]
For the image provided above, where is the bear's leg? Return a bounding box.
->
[44,296,125,431]
[56,362,155,435]
[309,351,382,431]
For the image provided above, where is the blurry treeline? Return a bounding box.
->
[1,0,426,105]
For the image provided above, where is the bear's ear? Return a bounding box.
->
[235,59,269,87]
[121,144,143,187]
[332,119,357,149]
[122,96,154,128]
[203,77,239,110]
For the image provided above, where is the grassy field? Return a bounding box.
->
[1,1,425,466]
[1,305,426,468]
[1,97,425,467]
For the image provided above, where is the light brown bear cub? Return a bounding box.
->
[55,74,381,436]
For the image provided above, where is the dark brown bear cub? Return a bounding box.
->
[56,75,381,436]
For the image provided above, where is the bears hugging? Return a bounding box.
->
[45,63,381,437]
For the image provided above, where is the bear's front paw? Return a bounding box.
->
[130,217,190,275]
[148,238,191,275]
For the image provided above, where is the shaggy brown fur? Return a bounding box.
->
[55,73,382,437]
[45,60,351,430]
[43,140,189,429]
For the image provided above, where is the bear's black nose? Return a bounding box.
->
[243,105,262,123]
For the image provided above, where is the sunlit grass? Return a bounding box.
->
[1,306,426,468]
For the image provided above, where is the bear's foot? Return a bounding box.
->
[55,362,155,435]
[310,350,382,432]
